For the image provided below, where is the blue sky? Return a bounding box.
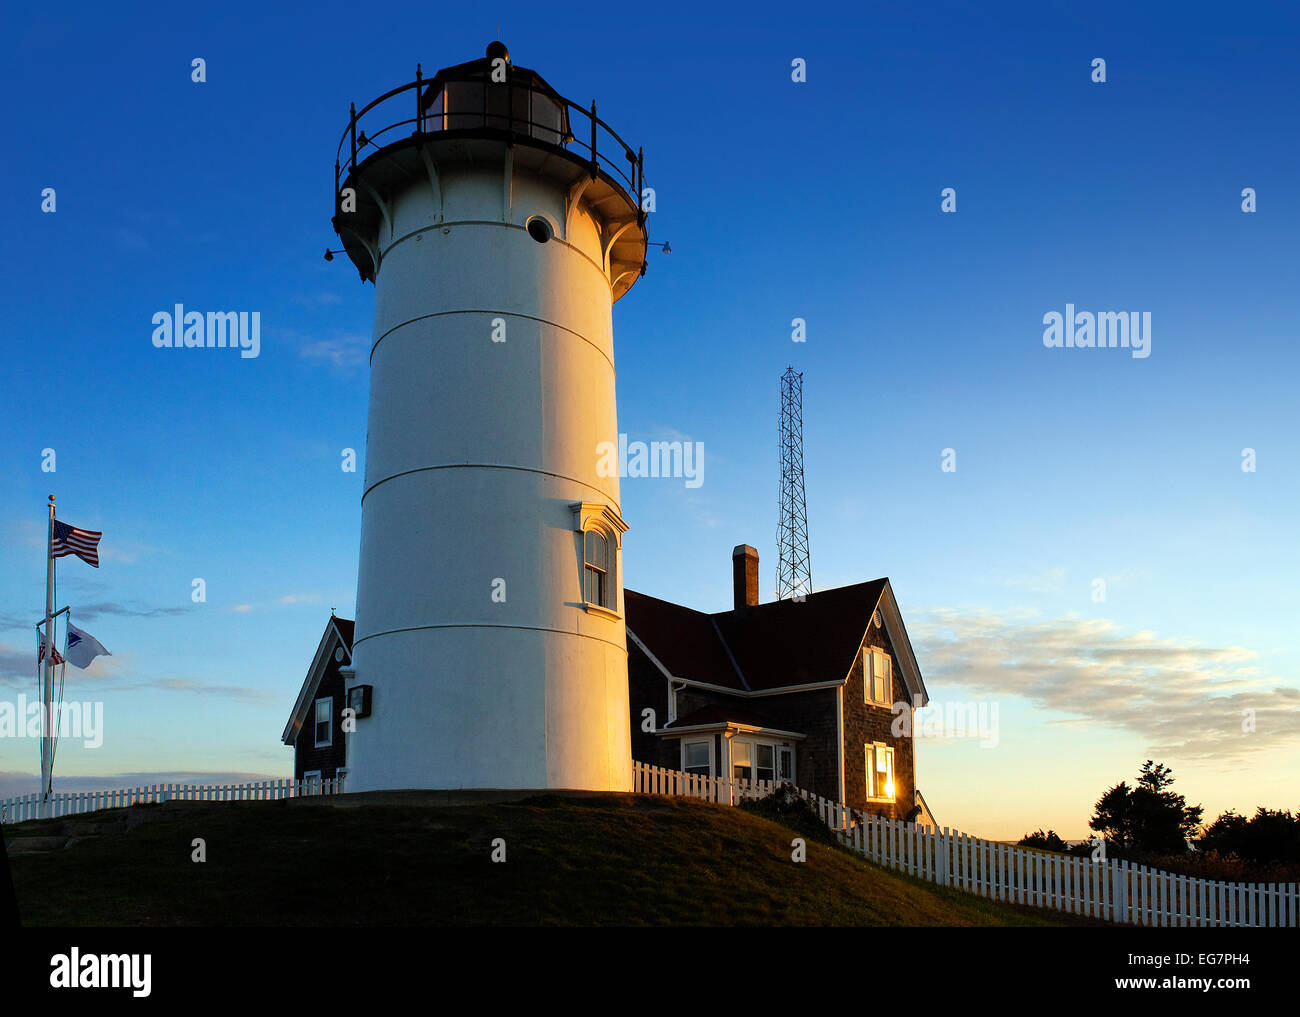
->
[2,1,1297,838]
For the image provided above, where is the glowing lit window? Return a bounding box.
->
[866,743,895,801]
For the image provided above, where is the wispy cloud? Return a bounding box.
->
[0,644,271,703]
[0,602,191,632]
[0,644,32,685]
[115,228,150,253]
[995,567,1068,595]
[911,608,1300,760]
[72,602,189,622]
[152,678,278,703]
[98,539,166,565]
[293,291,343,308]
[296,332,369,370]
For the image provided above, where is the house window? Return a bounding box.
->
[683,740,711,776]
[314,697,332,748]
[866,743,895,801]
[865,647,891,706]
[756,744,775,783]
[732,740,753,780]
[584,529,612,609]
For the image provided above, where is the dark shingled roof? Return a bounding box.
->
[625,579,888,692]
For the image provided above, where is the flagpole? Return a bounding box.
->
[42,494,55,813]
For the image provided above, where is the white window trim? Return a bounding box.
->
[777,745,797,785]
[584,599,621,621]
[727,736,795,784]
[730,738,754,780]
[571,501,629,616]
[680,737,714,776]
[314,697,332,748]
[864,647,892,707]
[866,742,896,803]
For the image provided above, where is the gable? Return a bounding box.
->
[281,616,354,745]
[874,581,927,706]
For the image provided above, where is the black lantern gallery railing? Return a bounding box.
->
[334,61,645,219]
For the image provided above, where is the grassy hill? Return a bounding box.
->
[4,792,1101,926]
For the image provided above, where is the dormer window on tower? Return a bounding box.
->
[571,502,628,616]
[585,530,610,607]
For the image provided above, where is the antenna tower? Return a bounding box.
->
[776,367,812,600]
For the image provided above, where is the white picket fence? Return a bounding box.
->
[632,761,1299,928]
[5,764,1294,926]
[0,777,344,824]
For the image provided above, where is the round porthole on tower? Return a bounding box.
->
[526,215,553,243]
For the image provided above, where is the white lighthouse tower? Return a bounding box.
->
[330,43,647,793]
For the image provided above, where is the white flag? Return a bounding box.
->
[65,622,110,670]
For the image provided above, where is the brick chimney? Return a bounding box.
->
[732,544,759,611]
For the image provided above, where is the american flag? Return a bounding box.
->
[38,630,65,666]
[51,518,102,567]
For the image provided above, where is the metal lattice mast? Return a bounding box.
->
[776,367,812,600]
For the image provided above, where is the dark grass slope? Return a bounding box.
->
[5,793,1102,926]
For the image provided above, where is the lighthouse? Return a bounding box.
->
[330,43,647,793]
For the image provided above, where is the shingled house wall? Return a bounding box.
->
[841,620,916,819]
[629,627,918,816]
[627,642,679,770]
[293,655,348,781]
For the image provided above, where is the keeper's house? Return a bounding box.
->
[283,546,938,824]
[282,616,352,786]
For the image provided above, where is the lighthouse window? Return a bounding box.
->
[584,529,610,608]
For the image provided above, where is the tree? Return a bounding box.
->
[1018,829,1070,853]
[1198,807,1300,864]
[1089,781,1134,849]
[1089,761,1203,855]
[1199,810,1249,857]
[1240,808,1300,864]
